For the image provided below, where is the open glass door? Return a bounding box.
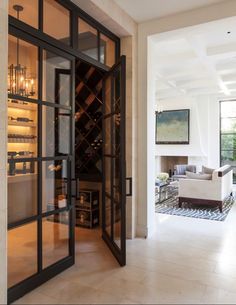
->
[102,56,126,266]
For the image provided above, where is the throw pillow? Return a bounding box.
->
[186,171,212,180]
[202,165,215,174]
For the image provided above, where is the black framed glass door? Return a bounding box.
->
[102,56,126,266]
[7,28,75,303]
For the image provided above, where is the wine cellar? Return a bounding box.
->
[75,60,105,180]
[8,0,126,302]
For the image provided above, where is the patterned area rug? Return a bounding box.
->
[156,192,235,221]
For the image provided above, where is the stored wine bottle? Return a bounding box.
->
[93,111,102,122]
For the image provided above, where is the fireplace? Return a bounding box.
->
[160,156,188,176]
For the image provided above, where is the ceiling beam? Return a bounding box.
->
[186,35,231,96]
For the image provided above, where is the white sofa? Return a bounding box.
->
[178,165,233,212]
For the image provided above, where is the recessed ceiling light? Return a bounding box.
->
[227,31,231,34]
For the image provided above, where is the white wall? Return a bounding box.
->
[155,95,220,174]
[0,0,8,304]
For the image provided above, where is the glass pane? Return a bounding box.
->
[78,18,98,60]
[8,221,37,288]
[221,151,236,166]
[42,106,70,157]
[43,211,69,268]
[105,157,111,195]
[42,160,68,213]
[104,76,112,115]
[100,34,116,67]
[9,0,38,29]
[43,50,70,104]
[221,118,236,133]
[8,100,38,157]
[221,134,236,150]
[8,162,37,224]
[43,0,70,45]
[105,195,111,237]
[8,35,38,99]
[113,157,121,248]
[221,101,236,118]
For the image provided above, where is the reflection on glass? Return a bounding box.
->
[8,35,38,99]
[9,0,38,29]
[43,50,70,104]
[44,0,70,44]
[42,106,70,157]
[105,196,111,237]
[8,162,37,224]
[78,18,98,60]
[100,34,116,67]
[42,160,68,213]
[8,222,37,288]
[43,212,69,268]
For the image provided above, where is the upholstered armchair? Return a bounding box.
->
[178,165,233,212]
[172,164,196,180]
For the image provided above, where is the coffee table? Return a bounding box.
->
[155,180,178,204]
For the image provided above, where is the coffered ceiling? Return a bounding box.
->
[153,17,236,101]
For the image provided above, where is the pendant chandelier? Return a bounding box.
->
[8,5,35,98]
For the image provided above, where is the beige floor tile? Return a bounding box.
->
[12,196,236,304]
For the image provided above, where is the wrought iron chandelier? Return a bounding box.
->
[8,5,35,98]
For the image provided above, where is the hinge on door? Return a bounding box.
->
[126,177,132,196]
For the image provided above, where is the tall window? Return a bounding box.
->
[220,100,236,183]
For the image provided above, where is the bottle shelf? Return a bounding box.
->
[8,121,36,128]
[8,102,37,111]
[8,139,37,144]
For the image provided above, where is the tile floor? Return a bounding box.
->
[14,201,236,304]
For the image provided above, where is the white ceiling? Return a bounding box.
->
[153,17,236,101]
[114,0,225,23]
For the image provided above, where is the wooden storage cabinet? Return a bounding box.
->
[76,189,99,228]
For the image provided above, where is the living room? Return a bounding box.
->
[152,16,236,221]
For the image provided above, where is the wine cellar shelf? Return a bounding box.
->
[75,60,105,181]
[8,99,37,178]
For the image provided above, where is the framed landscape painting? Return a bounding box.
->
[156,109,190,144]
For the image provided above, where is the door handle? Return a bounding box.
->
[126,177,132,196]
[71,178,77,198]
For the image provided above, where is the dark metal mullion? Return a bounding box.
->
[69,57,75,258]
[10,156,72,164]
[38,45,43,273]
[8,215,40,230]
[221,149,236,152]
[120,56,126,265]
[102,77,106,233]
[110,72,114,240]
[98,31,101,63]
[8,93,72,111]
[10,20,110,72]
